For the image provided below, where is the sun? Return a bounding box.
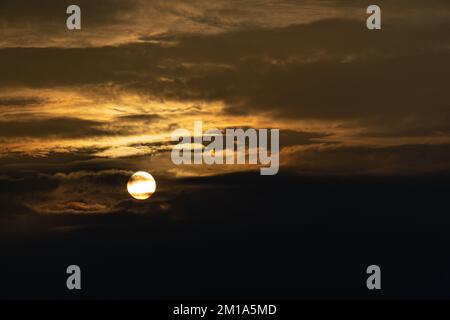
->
[127,171,156,200]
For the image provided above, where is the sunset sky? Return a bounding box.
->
[1,0,450,298]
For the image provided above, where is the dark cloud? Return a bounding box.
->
[53,169,132,186]
[326,0,450,10]
[2,169,450,298]
[286,143,450,175]
[0,174,58,194]
[2,18,448,87]
[0,117,110,138]
[0,0,137,25]
[0,97,46,107]
[208,127,330,148]
[0,148,109,174]
[116,114,163,123]
[0,169,135,217]
[0,19,449,137]
[279,130,332,148]
[0,44,161,87]
[3,142,449,225]
[1,0,448,29]
[356,116,450,138]
[1,1,450,299]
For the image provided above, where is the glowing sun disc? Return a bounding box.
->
[127,171,156,200]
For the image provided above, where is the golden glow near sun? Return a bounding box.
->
[127,171,157,200]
